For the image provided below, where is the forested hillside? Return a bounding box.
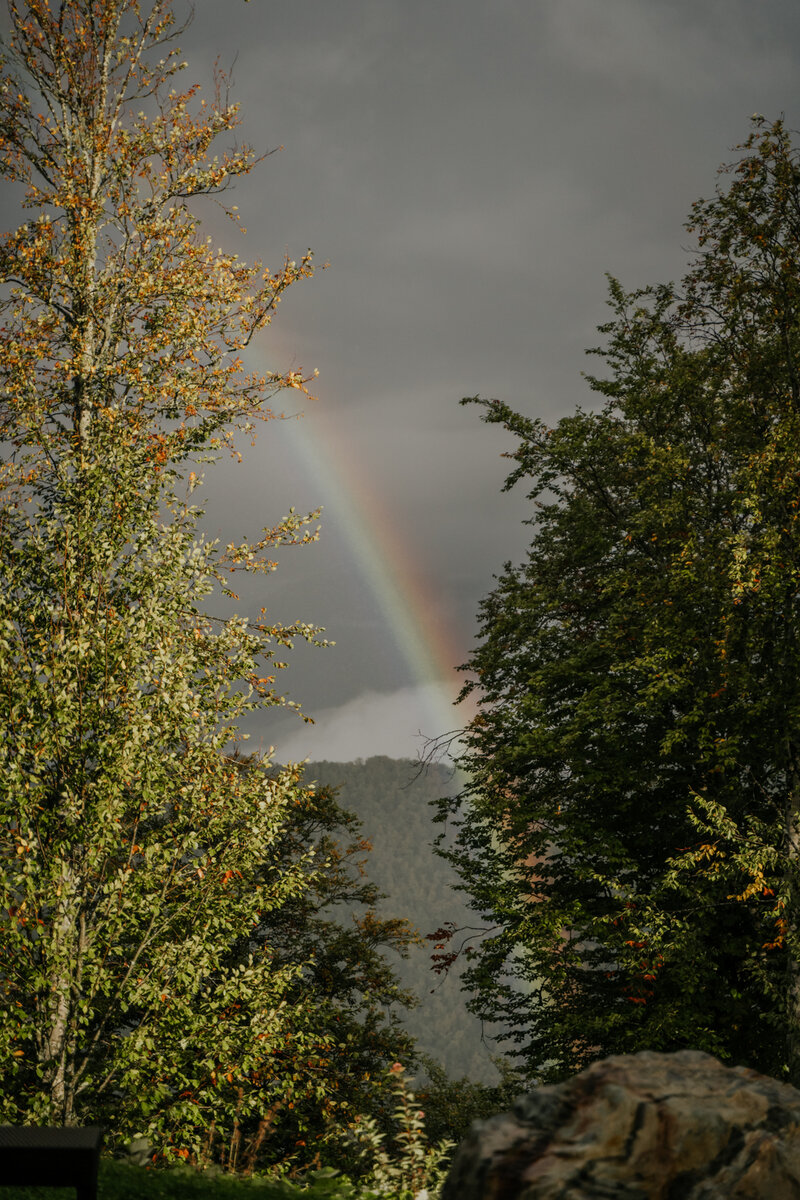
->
[304,757,500,1084]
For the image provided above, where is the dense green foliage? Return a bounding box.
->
[413,1055,522,1150]
[218,767,419,1174]
[441,117,800,1084]
[0,1064,455,1199]
[0,0,416,1176]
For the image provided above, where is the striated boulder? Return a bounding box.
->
[441,1049,800,1199]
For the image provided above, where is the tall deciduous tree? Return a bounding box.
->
[442,118,800,1084]
[0,0,345,1155]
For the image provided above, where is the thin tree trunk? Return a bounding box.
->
[41,859,82,1124]
[785,743,800,1083]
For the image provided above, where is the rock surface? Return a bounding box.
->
[441,1049,800,1199]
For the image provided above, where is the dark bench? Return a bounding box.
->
[0,1126,103,1199]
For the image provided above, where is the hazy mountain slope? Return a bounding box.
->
[304,756,501,1083]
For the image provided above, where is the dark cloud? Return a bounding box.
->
[6,0,800,756]
[179,0,800,754]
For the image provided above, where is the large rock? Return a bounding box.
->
[442,1049,800,1199]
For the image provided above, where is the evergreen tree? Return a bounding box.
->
[442,118,800,1084]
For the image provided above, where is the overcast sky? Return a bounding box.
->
[59,1,800,761]
[170,0,800,763]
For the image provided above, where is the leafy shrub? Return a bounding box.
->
[414,1054,525,1148]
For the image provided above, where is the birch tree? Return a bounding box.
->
[0,0,336,1155]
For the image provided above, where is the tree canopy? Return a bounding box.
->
[442,117,800,1084]
[0,0,414,1170]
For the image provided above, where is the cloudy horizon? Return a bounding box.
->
[190,0,800,762]
[9,1,799,762]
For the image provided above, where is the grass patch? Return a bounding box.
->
[0,1155,372,1200]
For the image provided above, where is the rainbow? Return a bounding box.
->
[274,396,475,752]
